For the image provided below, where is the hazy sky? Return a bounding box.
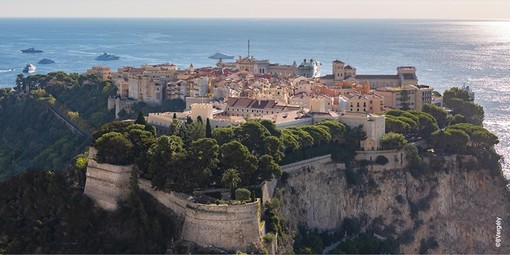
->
[1,0,510,19]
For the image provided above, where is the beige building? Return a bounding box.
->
[167,80,188,100]
[86,66,112,81]
[314,112,386,151]
[324,60,418,89]
[223,97,301,118]
[340,93,385,114]
[112,64,181,105]
[218,57,321,78]
[147,103,246,134]
[191,77,209,97]
[376,85,432,110]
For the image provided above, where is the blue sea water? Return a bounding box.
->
[1,18,509,177]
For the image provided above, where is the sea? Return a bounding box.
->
[1,18,509,177]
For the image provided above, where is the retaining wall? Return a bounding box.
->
[139,179,261,251]
[83,147,132,211]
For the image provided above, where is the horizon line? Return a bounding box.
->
[1,17,509,22]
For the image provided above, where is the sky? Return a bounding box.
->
[1,0,510,20]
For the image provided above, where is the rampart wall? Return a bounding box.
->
[280,155,339,174]
[139,179,262,251]
[355,149,406,171]
[83,147,131,211]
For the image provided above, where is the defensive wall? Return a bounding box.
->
[355,149,406,171]
[84,146,407,250]
[83,145,261,251]
[83,147,132,211]
[139,179,262,251]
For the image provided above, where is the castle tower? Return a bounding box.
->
[332,60,345,81]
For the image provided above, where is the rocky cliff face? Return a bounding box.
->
[279,155,510,253]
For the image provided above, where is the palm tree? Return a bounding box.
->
[222,168,241,200]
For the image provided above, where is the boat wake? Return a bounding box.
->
[0,69,15,73]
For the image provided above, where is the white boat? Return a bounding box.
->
[23,63,36,74]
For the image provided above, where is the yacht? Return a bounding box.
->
[21,47,44,53]
[95,52,120,61]
[38,58,55,64]
[23,63,36,74]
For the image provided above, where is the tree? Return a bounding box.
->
[222,168,241,199]
[345,125,367,150]
[443,87,471,106]
[448,114,467,125]
[135,111,146,125]
[286,127,314,149]
[126,127,156,174]
[93,121,133,140]
[448,122,498,150]
[205,118,212,138]
[258,154,282,181]
[188,138,219,188]
[280,129,300,153]
[263,136,285,162]
[300,125,331,146]
[380,132,408,150]
[212,126,236,145]
[235,121,271,155]
[181,121,205,146]
[94,132,134,165]
[186,116,193,124]
[220,141,258,185]
[422,103,448,128]
[147,135,188,190]
[316,120,346,143]
[168,118,181,136]
[408,110,439,139]
[258,119,281,137]
[385,115,412,135]
[443,87,483,125]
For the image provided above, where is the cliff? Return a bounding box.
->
[279,154,510,253]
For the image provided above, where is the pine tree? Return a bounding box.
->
[135,111,146,125]
[205,118,212,138]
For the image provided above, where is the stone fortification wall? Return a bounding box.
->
[139,179,190,217]
[139,179,261,251]
[281,154,339,174]
[355,149,406,171]
[83,147,132,211]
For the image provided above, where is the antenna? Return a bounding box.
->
[248,39,250,58]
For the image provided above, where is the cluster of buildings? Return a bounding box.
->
[87,56,441,151]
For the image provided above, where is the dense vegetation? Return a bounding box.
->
[0,89,88,180]
[92,118,359,195]
[16,72,117,133]
[0,168,177,253]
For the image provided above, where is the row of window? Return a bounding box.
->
[227,108,278,114]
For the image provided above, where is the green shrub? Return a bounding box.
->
[235,188,251,201]
[375,155,389,165]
